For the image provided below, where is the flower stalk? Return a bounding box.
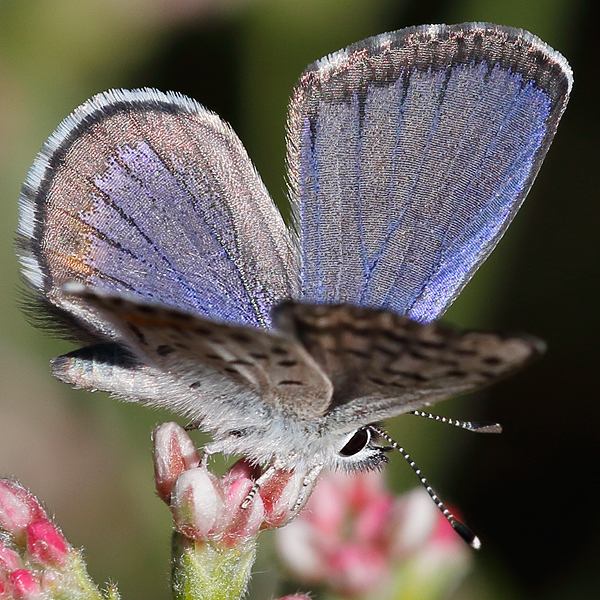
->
[171,533,256,600]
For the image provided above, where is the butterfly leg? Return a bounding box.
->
[294,461,324,512]
[196,442,220,469]
[184,422,202,432]
[241,461,324,517]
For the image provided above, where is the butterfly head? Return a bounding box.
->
[329,425,392,472]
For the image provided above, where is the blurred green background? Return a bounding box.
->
[0,0,597,599]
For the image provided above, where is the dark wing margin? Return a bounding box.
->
[273,302,545,431]
[287,23,572,322]
[17,88,297,341]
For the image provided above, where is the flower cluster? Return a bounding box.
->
[276,469,471,599]
[0,479,113,600]
[153,422,315,548]
[153,422,321,600]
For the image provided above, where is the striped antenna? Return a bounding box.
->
[370,425,481,549]
[410,410,502,433]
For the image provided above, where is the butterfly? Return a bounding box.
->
[16,23,571,546]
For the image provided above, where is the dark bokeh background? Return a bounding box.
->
[0,1,597,599]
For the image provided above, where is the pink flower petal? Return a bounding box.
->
[221,459,259,488]
[302,476,345,536]
[153,422,201,502]
[354,494,394,544]
[8,570,41,600]
[171,467,224,540]
[260,469,314,529]
[390,488,438,556]
[0,543,21,574]
[220,476,264,547]
[0,481,45,540]
[276,519,328,581]
[26,520,69,568]
[329,545,388,597]
[345,470,387,511]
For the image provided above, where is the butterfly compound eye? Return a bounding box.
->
[339,428,371,456]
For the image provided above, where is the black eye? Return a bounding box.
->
[339,428,370,456]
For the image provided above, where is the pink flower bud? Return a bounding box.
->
[170,467,224,539]
[167,455,319,548]
[0,578,10,600]
[276,595,312,600]
[0,481,45,541]
[220,459,260,488]
[39,570,61,592]
[26,520,69,568]
[153,422,201,502]
[8,570,41,600]
[0,543,21,574]
[260,469,315,529]
[220,471,264,547]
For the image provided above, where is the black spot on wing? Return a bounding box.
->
[136,304,157,315]
[228,332,252,344]
[278,359,298,367]
[129,324,148,345]
[165,309,193,322]
[193,326,212,336]
[156,344,175,356]
[483,356,502,365]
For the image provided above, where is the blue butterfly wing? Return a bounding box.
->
[287,23,572,322]
[17,89,297,338]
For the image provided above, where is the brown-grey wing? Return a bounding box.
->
[273,302,544,431]
[54,288,333,421]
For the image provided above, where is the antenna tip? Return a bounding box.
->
[451,519,481,550]
[473,423,502,434]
